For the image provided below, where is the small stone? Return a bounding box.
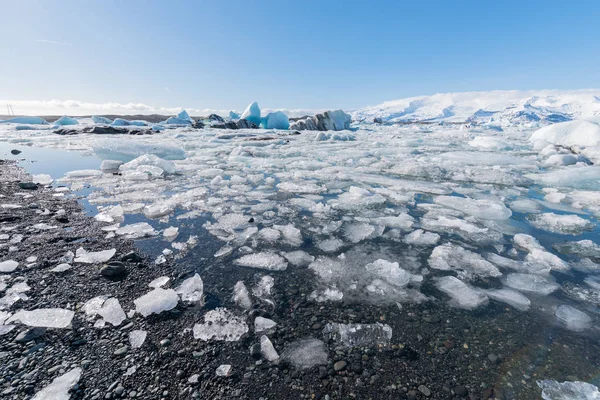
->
[19,182,37,190]
[100,262,127,278]
[250,343,261,359]
[114,386,125,395]
[160,339,171,347]
[11,149,21,155]
[453,386,468,397]
[114,346,129,356]
[121,252,142,263]
[333,361,347,372]
[418,385,431,396]
[488,354,499,364]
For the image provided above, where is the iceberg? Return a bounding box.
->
[92,116,113,124]
[53,116,79,126]
[261,111,290,130]
[241,101,261,126]
[530,120,600,148]
[162,110,194,125]
[111,118,147,127]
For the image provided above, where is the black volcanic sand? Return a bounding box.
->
[1,159,599,400]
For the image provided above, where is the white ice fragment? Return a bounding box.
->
[317,238,345,253]
[163,226,179,241]
[64,169,102,178]
[281,339,328,370]
[193,308,249,341]
[119,154,177,174]
[149,276,170,288]
[428,243,501,280]
[274,224,303,246]
[94,205,124,224]
[323,322,393,347]
[74,247,116,264]
[283,250,315,267]
[330,186,386,210]
[555,304,592,332]
[252,275,274,298]
[434,195,512,220]
[216,364,232,377]
[469,136,512,150]
[505,273,559,295]
[214,245,234,258]
[484,288,531,311]
[134,288,179,317]
[257,227,281,242]
[8,308,74,328]
[144,203,175,219]
[255,316,277,332]
[0,260,18,273]
[554,240,600,258]
[277,182,325,194]
[32,368,82,400]
[97,298,126,327]
[116,222,157,239]
[537,379,600,400]
[129,330,147,348]
[343,222,381,243]
[309,287,344,302]
[403,229,440,246]
[509,199,542,214]
[100,159,123,172]
[365,259,411,288]
[260,335,280,361]
[32,174,53,185]
[528,213,594,235]
[234,252,288,271]
[175,274,203,303]
[233,281,252,310]
[435,276,488,310]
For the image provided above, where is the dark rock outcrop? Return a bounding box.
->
[54,126,153,135]
[289,110,351,131]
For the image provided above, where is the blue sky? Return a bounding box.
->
[1,0,599,112]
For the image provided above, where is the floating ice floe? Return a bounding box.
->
[234,252,288,271]
[193,308,249,341]
[428,243,501,280]
[32,174,53,185]
[403,229,440,246]
[283,250,315,267]
[537,379,600,400]
[317,237,345,253]
[8,308,74,328]
[434,195,512,220]
[505,273,559,295]
[555,304,592,332]
[116,222,157,239]
[134,288,179,317]
[94,205,124,223]
[252,275,274,298]
[554,240,600,258]
[323,322,393,348]
[163,226,179,241]
[310,286,344,302]
[528,212,594,235]
[365,259,412,288]
[484,288,531,311]
[435,276,488,310]
[129,329,147,348]
[281,338,328,369]
[74,247,116,264]
[32,367,82,400]
[119,154,177,175]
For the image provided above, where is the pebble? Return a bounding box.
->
[453,385,468,396]
[114,346,129,356]
[418,385,431,396]
[100,262,127,278]
[333,361,347,372]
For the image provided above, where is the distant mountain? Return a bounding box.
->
[351,89,600,125]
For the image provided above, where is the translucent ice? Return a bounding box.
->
[241,101,261,126]
[323,322,393,348]
[505,273,559,295]
[555,304,592,332]
[53,116,79,126]
[403,229,440,246]
[32,368,82,400]
[116,222,157,239]
[129,329,147,348]
[428,243,501,280]
[252,275,275,298]
[281,338,328,369]
[554,240,600,258]
[233,281,252,309]
[255,316,277,332]
[8,308,74,328]
[32,174,53,185]
[193,308,249,341]
[134,288,179,317]
[261,111,289,130]
[435,276,488,310]
[365,259,411,288]
[434,195,512,220]
[528,213,594,235]
[283,250,315,267]
[93,139,185,162]
[260,335,280,361]
[537,380,600,400]
[119,154,177,175]
[484,288,531,311]
[74,247,116,264]
[97,297,127,326]
[234,252,288,271]
[163,226,179,241]
[175,274,204,303]
[215,364,232,377]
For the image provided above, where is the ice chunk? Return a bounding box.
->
[428,243,501,280]
[149,276,170,288]
[310,287,344,302]
[144,203,175,219]
[134,288,179,317]
[54,116,79,126]
[283,250,315,267]
[403,229,440,246]
[94,205,124,223]
[260,335,280,361]
[531,120,600,147]
[317,238,345,253]
[469,136,512,150]
[555,304,592,332]
[261,111,290,130]
[111,118,147,127]
[116,222,157,239]
[119,154,177,175]
[216,365,232,377]
[97,298,126,326]
[92,116,113,124]
[344,222,382,243]
[528,213,594,235]
[554,240,600,258]
[510,199,542,214]
[330,186,386,210]
[257,227,281,242]
[281,338,328,369]
[32,174,53,185]
[365,259,411,288]
[74,247,116,264]
[241,101,261,126]
[274,224,303,246]
[175,274,203,303]
[0,116,48,125]
[527,167,600,191]
[537,379,600,400]
[505,273,559,295]
[435,276,488,310]
[277,181,325,194]
[255,316,277,332]
[0,260,18,273]
[162,110,194,125]
[163,226,179,241]
[234,252,288,271]
[8,308,74,328]
[252,275,274,298]
[100,159,123,172]
[434,195,512,220]
[233,281,252,309]
[129,330,147,348]
[32,368,82,400]
[323,322,392,348]
[484,288,531,311]
[51,263,72,273]
[193,308,249,341]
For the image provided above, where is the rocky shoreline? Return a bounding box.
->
[1,159,600,400]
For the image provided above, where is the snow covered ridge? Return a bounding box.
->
[352,89,600,125]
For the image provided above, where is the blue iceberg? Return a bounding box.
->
[241,102,261,126]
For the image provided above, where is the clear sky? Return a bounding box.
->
[1,0,599,113]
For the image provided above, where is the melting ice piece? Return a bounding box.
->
[317,238,345,253]
[32,174,53,185]
[505,273,559,295]
[193,308,249,341]
[255,316,277,332]
[283,250,315,267]
[537,379,600,400]
[175,274,203,303]
[144,203,175,219]
[119,154,177,174]
[365,259,411,288]
[252,275,274,298]
[116,222,157,239]
[0,260,18,273]
[260,335,280,361]
[555,305,592,332]
[32,367,82,400]
[330,186,386,210]
[344,222,382,243]
[274,224,303,246]
[403,229,440,246]
[528,213,595,235]
[149,276,170,288]
[484,288,531,311]
[94,205,124,223]
[435,276,488,310]
[215,364,232,377]
[510,199,543,214]
[241,101,261,125]
[100,160,123,172]
[310,287,344,302]
[428,243,501,280]
[97,298,126,326]
[554,240,600,258]
[434,195,512,220]
[323,322,392,348]
[74,247,116,264]
[8,308,74,328]
[129,330,147,348]
[281,338,328,370]
[233,281,252,309]
[134,288,179,317]
[234,252,288,271]
[163,226,179,241]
